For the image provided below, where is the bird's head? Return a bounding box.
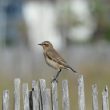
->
[38,41,53,50]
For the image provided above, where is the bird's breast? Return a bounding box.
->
[45,56,59,70]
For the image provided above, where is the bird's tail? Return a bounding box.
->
[66,65,77,73]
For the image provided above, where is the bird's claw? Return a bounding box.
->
[51,78,58,83]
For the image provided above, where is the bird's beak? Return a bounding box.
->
[38,43,42,46]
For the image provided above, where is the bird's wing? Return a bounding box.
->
[46,48,67,66]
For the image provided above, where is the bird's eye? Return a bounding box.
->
[44,44,49,47]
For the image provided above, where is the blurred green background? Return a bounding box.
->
[0,0,110,109]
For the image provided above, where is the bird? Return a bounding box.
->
[38,41,78,83]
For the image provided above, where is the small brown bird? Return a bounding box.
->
[38,41,77,82]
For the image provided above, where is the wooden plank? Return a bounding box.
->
[78,75,86,110]
[92,84,98,110]
[45,89,51,110]
[51,82,58,110]
[39,79,46,110]
[22,83,30,110]
[14,78,21,110]
[102,86,109,110]
[62,80,70,110]
[2,90,9,110]
[39,79,51,110]
[32,80,39,110]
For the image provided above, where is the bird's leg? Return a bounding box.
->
[55,69,61,80]
[51,69,62,83]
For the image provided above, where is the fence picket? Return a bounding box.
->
[2,90,9,110]
[45,89,51,110]
[78,75,86,110]
[22,83,30,110]
[102,86,109,110]
[92,84,98,110]
[32,80,39,110]
[51,82,58,110]
[14,78,21,110]
[62,80,70,110]
[39,79,51,110]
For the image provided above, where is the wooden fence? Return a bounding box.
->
[2,75,109,110]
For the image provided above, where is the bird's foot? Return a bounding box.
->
[51,78,58,83]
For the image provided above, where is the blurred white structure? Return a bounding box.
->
[69,0,96,42]
[57,0,96,42]
[22,1,62,51]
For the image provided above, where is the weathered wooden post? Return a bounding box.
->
[2,90,9,110]
[22,83,30,110]
[32,80,39,110]
[39,79,51,110]
[78,75,86,110]
[62,80,70,110]
[14,78,21,110]
[102,86,109,110]
[51,82,58,110]
[45,89,51,110]
[92,84,98,110]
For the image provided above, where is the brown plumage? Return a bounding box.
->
[38,41,77,82]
